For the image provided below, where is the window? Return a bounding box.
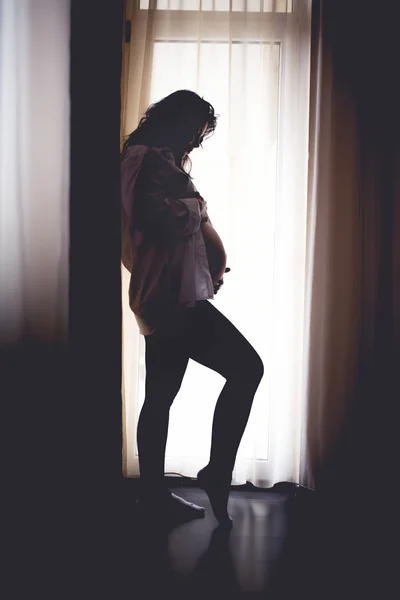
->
[121,0,311,481]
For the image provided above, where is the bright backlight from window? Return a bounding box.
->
[139,0,293,11]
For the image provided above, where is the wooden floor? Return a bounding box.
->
[134,488,290,597]
[122,486,328,599]
[119,483,392,600]
[6,478,391,599]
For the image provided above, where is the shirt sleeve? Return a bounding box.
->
[142,191,202,237]
[132,148,203,238]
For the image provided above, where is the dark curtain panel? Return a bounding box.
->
[310,0,399,496]
[299,1,400,596]
[274,3,399,598]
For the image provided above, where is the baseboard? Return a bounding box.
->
[124,474,312,495]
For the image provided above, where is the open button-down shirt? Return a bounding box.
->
[121,144,214,335]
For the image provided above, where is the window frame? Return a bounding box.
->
[121,0,310,138]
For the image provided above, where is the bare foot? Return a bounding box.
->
[197,466,233,528]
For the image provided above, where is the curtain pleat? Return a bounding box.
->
[303,0,400,491]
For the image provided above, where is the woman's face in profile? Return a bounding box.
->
[184,122,208,155]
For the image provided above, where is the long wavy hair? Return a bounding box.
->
[121,90,218,178]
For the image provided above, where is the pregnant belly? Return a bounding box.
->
[202,227,227,283]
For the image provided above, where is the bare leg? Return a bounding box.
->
[188,302,264,525]
[136,330,205,525]
[137,332,189,498]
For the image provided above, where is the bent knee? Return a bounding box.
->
[229,350,264,386]
[251,352,264,383]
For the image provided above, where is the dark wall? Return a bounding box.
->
[68,0,126,593]
[69,1,124,490]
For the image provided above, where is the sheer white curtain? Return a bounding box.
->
[0,0,70,344]
[121,0,312,486]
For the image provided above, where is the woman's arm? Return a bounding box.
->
[142,192,202,238]
[126,149,204,239]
